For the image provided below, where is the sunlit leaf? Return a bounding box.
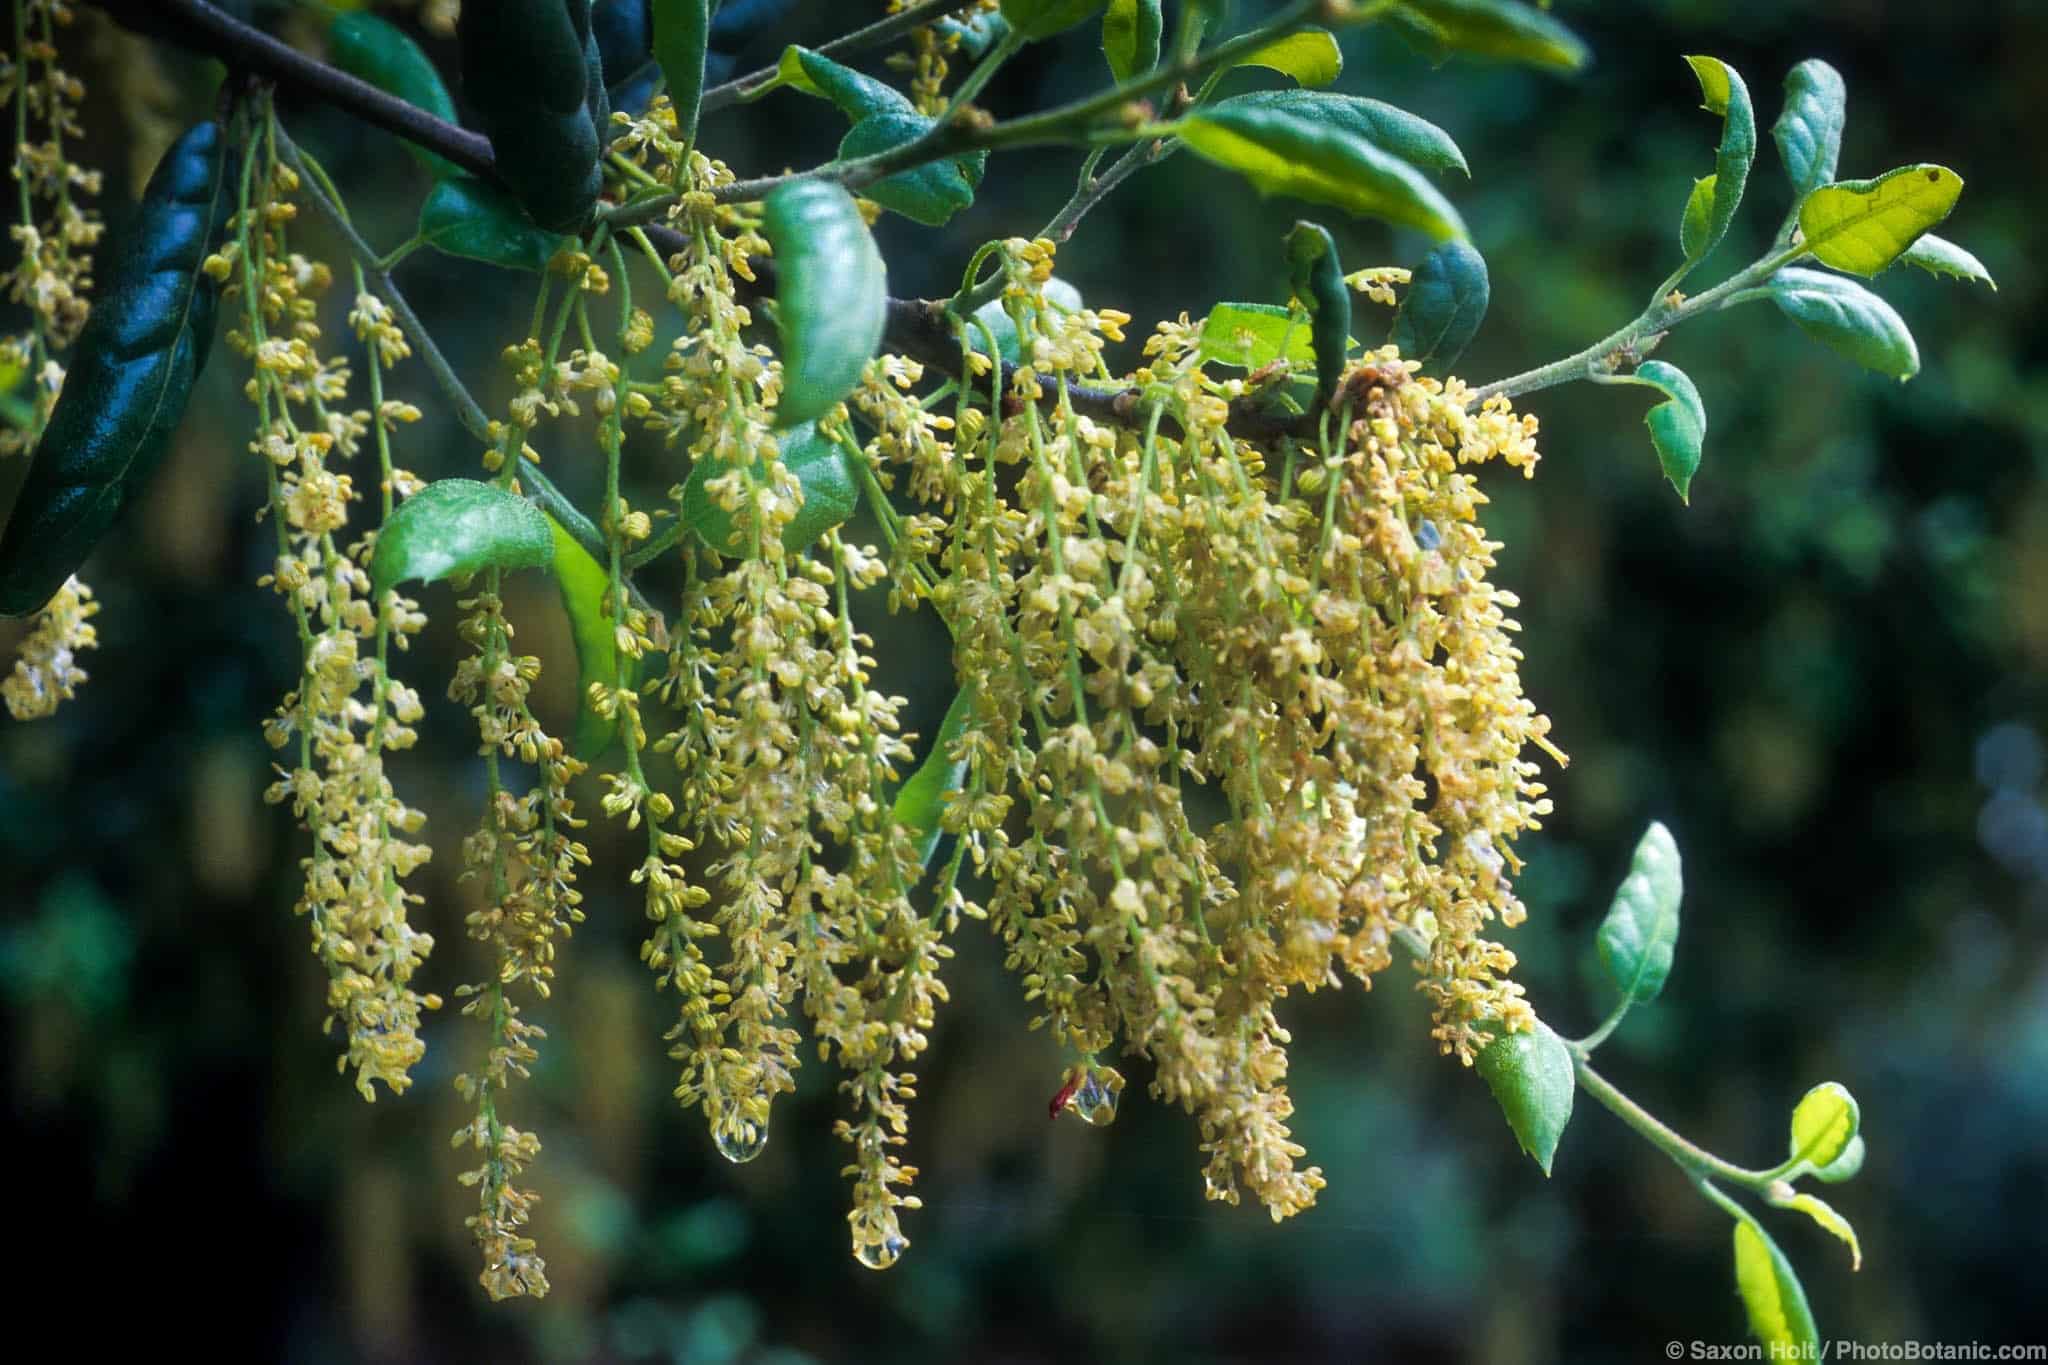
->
[1231,28,1345,87]
[1209,90,1468,177]
[543,513,622,759]
[369,478,552,593]
[1778,1191,1863,1271]
[1101,0,1162,82]
[1476,1022,1575,1176]
[1199,302,1315,371]
[1733,1218,1821,1356]
[1812,1134,1866,1184]
[1799,164,1964,277]
[1767,267,1919,381]
[1788,1082,1860,1172]
[1682,55,1755,261]
[1390,0,1588,71]
[1896,233,1995,289]
[1596,820,1684,1003]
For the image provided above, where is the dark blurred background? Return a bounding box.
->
[3,2,2045,1361]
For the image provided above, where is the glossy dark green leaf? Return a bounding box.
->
[1682,55,1755,262]
[1631,360,1706,502]
[1391,238,1488,370]
[1595,821,1683,1005]
[458,0,609,231]
[1767,267,1919,381]
[1788,1082,1861,1173]
[893,684,977,869]
[970,277,1084,365]
[419,176,569,273]
[1476,1022,1575,1176]
[1896,233,1995,289]
[838,112,986,226]
[1101,0,1162,82]
[763,181,887,424]
[1285,221,1350,397]
[1199,302,1316,371]
[1179,102,1466,240]
[0,121,231,618]
[1210,90,1468,178]
[1733,1218,1821,1357]
[328,12,463,180]
[544,512,623,759]
[1390,0,1589,71]
[369,479,553,594]
[682,421,862,554]
[773,45,913,117]
[653,0,713,145]
[1001,0,1108,40]
[1772,58,1846,198]
[1800,164,1964,277]
[1231,29,1344,88]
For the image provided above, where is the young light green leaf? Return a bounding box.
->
[653,0,713,146]
[1680,175,1716,262]
[1788,1081,1861,1172]
[838,112,987,226]
[1799,164,1964,277]
[970,277,1085,365]
[1101,0,1162,82]
[1896,233,1995,289]
[419,177,569,273]
[1767,267,1919,381]
[1614,360,1706,503]
[892,684,977,870]
[1231,29,1345,88]
[1811,1133,1865,1184]
[369,479,552,594]
[1199,302,1315,371]
[1772,58,1846,198]
[682,421,862,554]
[1733,1217,1822,1356]
[1390,0,1589,71]
[763,181,886,425]
[1476,1022,1575,1175]
[1775,1190,1863,1271]
[1178,102,1467,240]
[543,512,622,759]
[1210,90,1468,178]
[1391,238,1488,370]
[1682,55,1755,261]
[1596,820,1684,1004]
[1001,0,1108,40]
[1286,221,1351,397]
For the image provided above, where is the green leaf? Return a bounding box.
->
[1199,302,1315,371]
[892,684,977,870]
[1896,233,1995,289]
[1210,90,1468,178]
[838,111,987,226]
[1777,1191,1863,1271]
[1231,29,1345,88]
[1390,0,1589,71]
[1799,164,1965,277]
[328,12,463,180]
[1476,1022,1575,1175]
[1286,221,1351,397]
[763,181,887,425]
[1682,55,1755,262]
[544,513,622,760]
[1772,58,1846,198]
[1733,1218,1821,1356]
[419,177,568,273]
[1788,1081,1860,1172]
[1391,238,1488,370]
[1001,0,1108,40]
[369,479,552,594]
[1767,267,1919,381]
[1679,175,1715,261]
[937,10,1013,57]
[774,45,913,118]
[1178,102,1467,240]
[970,277,1085,365]
[1596,820,1683,1004]
[682,421,861,555]
[1101,0,1162,82]
[1618,360,1706,503]
[1811,1133,1866,1184]
[653,0,713,145]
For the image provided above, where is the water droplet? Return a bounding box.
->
[853,1232,909,1270]
[713,1118,768,1164]
[1415,518,1443,551]
[1069,1067,1123,1126]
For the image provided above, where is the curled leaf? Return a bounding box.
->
[1618,360,1706,503]
[892,684,977,870]
[1772,58,1846,197]
[1390,238,1488,371]
[1733,1217,1822,1356]
[1285,220,1351,398]
[1788,1081,1860,1173]
[1596,821,1683,1005]
[1681,55,1755,262]
[1895,233,1995,289]
[369,478,553,594]
[1776,1191,1863,1271]
[763,181,887,425]
[544,512,622,759]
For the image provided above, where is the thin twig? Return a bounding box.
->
[699,0,976,116]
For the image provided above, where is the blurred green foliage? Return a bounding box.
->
[2,1,2044,1360]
